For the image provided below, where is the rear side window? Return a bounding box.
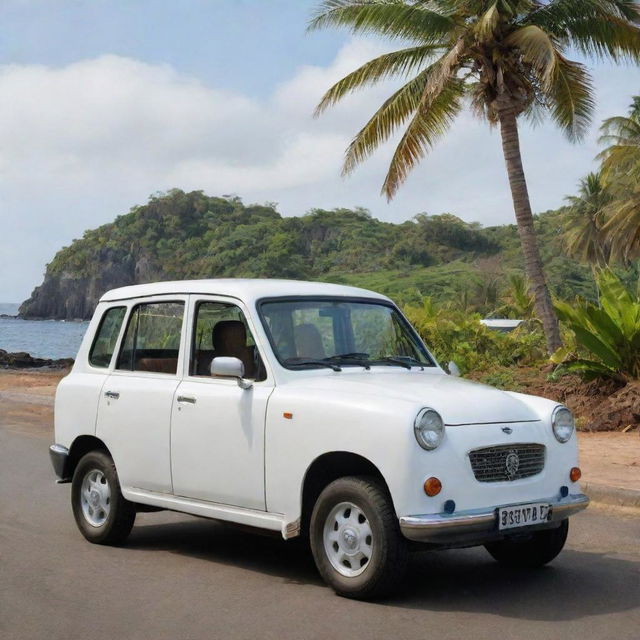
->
[89,306,126,368]
[117,301,184,374]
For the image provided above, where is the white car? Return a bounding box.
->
[50,279,588,599]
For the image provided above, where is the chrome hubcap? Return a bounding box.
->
[323,501,373,577]
[80,469,111,527]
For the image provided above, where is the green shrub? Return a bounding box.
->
[553,269,640,381]
[403,298,547,375]
[476,368,521,391]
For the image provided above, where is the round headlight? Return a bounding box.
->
[552,406,575,443]
[414,408,445,450]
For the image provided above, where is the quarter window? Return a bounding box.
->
[117,302,184,374]
[89,306,126,368]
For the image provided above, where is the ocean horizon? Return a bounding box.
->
[0,302,88,360]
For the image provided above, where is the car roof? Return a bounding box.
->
[99,278,391,305]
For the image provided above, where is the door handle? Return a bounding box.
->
[177,395,197,405]
[104,391,120,400]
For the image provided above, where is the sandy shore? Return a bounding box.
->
[1,369,638,491]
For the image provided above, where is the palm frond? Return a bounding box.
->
[603,187,640,262]
[381,77,465,199]
[342,39,467,175]
[309,0,456,43]
[341,68,433,173]
[547,54,595,142]
[314,44,439,116]
[504,28,595,140]
[563,171,612,265]
[598,97,640,177]
[599,145,640,178]
[529,0,640,61]
[505,25,558,87]
[475,2,500,39]
[600,114,640,140]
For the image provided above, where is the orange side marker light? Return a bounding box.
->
[424,477,442,497]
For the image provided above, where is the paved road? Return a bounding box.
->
[1,427,639,640]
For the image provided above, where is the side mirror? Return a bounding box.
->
[210,357,253,390]
[447,361,461,377]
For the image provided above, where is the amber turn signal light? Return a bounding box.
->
[424,477,442,497]
[570,467,582,482]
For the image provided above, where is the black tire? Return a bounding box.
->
[309,476,408,600]
[485,519,569,568]
[71,450,136,545]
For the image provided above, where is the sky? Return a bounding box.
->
[0,0,638,303]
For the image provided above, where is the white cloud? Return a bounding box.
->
[1,42,638,301]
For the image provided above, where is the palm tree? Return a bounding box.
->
[310,0,640,353]
[505,273,536,318]
[564,172,612,266]
[599,95,640,262]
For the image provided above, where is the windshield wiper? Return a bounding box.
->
[284,357,342,372]
[323,353,371,369]
[371,356,413,370]
[394,356,426,370]
[324,353,423,371]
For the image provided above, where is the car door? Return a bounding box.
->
[170,296,273,510]
[95,297,187,493]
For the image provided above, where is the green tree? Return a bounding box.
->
[599,95,640,262]
[564,172,612,266]
[310,0,640,353]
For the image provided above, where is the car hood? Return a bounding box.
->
[283,370,541,425]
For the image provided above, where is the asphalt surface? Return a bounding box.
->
[1,427,639,640]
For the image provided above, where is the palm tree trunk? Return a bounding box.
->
[498,106,563,353]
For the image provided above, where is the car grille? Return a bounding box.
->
[469,443,545,482]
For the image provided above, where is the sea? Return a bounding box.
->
[0,303,89,360]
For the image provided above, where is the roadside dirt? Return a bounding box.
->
[480,367,640,433]
[0,369,65,437]
[0,368,68,391]
[540,377,640,433]
[579,432,640,493]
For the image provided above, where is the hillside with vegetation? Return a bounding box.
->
[20,188,601,321]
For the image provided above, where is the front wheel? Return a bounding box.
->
[309,476,407,600]
[484,519,569,568]
[71,450,136,545]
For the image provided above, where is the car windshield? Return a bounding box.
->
[260,298,435,370]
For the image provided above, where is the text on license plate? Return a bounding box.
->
[498,503,551,530]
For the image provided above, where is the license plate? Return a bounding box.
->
[498,503,551,530]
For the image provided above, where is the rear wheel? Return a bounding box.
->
[310,476,407,600]
[71,450,136,545]
[485,519,569,568]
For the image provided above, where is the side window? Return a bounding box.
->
[191,301,266,381]
[89,306,126,368]
[117,301,184,374]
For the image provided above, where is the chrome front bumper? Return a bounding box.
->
[399,493,589,545]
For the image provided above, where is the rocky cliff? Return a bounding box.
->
[19,250,139,320]
[19,191,205,319]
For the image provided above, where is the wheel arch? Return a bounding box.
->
[67,435,112,479]
[299,451,393,538]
